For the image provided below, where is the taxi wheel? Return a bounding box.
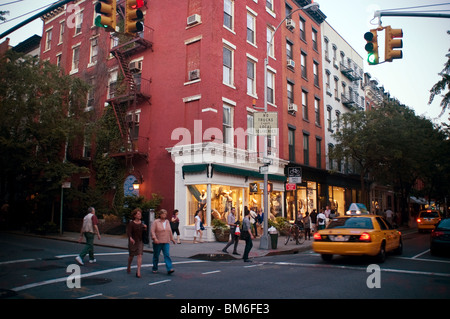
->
[375,242,386,263]
[393,239,403,255]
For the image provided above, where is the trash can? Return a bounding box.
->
[268,226,278,249]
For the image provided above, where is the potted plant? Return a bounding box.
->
[211,219,230,242]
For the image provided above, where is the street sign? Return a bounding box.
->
[288,167,302,184]
[286,183,296,191]
[254,112,278,136]
[259,165,269,174]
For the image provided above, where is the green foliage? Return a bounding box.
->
[120,194,163,221]
[0,50,89,217]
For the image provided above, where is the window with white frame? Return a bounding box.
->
[108,69,118,99]
[75,10,83,35]
[266,0,274,12]
[224,0,233,31]
[223,46,234,86]
[71,45,80,73]
[315,97,321,126]
[247,11,256,44]
[223,104,234,145]
[45,29,52,51]
[247,114,256,152]
[267,27,275,58]
[89,37,98,65]
[58,20,65,44]
[266,70,275,104]
[247,59,256,96]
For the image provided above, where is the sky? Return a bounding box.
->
[1,0,449,124]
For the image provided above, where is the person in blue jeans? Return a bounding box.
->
[150,209,176,275]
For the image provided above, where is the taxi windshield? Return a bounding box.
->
[328,217,374,230]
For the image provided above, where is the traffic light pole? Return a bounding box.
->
[375,10,450,21]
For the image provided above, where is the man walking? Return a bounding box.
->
[76,207,101,265]
[222,207,239,255]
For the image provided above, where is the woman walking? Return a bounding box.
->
[151,209,176,275]
[170,209,181,244]
[127,208,147,278]
[193,209,203,243]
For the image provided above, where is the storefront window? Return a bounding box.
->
[187,184,283,225]
[187,184,244,225]
[297,181,317,217]
[328,186,345,216]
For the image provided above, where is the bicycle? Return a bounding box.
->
[284,223,305,245]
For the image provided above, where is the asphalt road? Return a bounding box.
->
[1,230,449,303]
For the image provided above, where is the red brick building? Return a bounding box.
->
[40,0,326,240]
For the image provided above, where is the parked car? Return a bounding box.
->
[430,218,450,256]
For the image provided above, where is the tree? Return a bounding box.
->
[429,31,450,116]
[0,50,89,228]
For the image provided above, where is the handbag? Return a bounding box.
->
[234,225,241,236]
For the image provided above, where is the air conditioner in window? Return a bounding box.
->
[288,103,298,112]
[286,19,295,30]
[188,69,200,81]
[287,59,295,69]
[129,61,141,73]
[187,14,201,26]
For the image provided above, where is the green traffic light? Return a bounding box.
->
[368,53,377,64]
[95,15,106,28]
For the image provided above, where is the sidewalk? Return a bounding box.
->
[11,231,313,260]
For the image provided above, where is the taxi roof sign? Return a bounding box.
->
[346,203,368,215]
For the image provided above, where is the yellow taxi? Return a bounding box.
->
[313,213,402,263]
[417,210,442,232]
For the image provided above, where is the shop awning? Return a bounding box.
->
[181,163,287,182]
[212,164,287,182]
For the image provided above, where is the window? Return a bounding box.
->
[327,106,332,131]
[335,111,341,132]
[303,133,309,166]
[324,37,329,61]
[302,90,308,121]
[108,69,118,99]
[266,0,274,12]
[313,61,319,86]
[45,29,52,51]
[247,59,256,96]
[223,105,233,145]
[223,46,233,86]
[58,20,65,44]
[247,114,256,151]
[301,52,307,78]
[86,77,95,109]
[71,45,80,73]
[328,144,334,170]
[288,127,295,162]
[266,70,275,104]
[224,0,233,30]
[286,41,293,60]
[267,27,275,57]
[287,82,294,105]
[247,12,256,44]
[56,54,62,68]
[334,77,339,98]
[325,70,331,94]
[312,28,318,51]
[299,17,306,41]
[75,10,83,35]
[315,98,321,126]
[316,138,322,168]
[89,37,98,65]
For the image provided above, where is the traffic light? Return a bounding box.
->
[364,29,379,65]
[94,0,117,32]
[385,26,403,62]
[125,0,144,35]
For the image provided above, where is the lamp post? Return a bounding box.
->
[259,2,320,250]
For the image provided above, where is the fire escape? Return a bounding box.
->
[107,36,152,167]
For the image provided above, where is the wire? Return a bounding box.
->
[0,0,24,7]
[0,2,53,25]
